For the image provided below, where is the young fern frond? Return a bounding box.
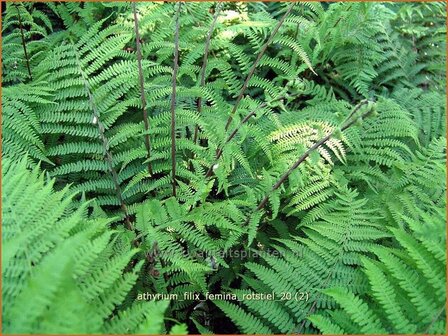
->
[254,100,372,214]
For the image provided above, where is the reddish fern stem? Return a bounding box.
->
[205,104,264,178]
[223,3,295,131]
[254,100,370,212]
[15,4,32,80]
[205,93,298,178]
[192,3,223,145]
[132,2,153,176]
[170,2,182,197]
[240,100,367,325]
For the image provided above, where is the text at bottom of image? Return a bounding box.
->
[137,291,310,302]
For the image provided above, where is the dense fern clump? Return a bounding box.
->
[2,2,446,335]
[2,157,186,334]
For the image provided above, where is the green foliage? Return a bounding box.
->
[2,157,186,334]
[2,1,446,334]
[2,81,53,163]
[215,186,391,334]
[1,2,53,84]
[309,183,446,334]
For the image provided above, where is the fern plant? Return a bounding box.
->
[308,155,446,334]
[2,1,445,334]
[2,157,186,334]
[309,211,446,334]
[1,2,54,83]
[2,81,53,163]
[214,185,391,334]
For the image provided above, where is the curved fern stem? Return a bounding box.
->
[14,4,32,81]
[223,3,295,131]
[132,2,153,176]
[71,42,133,231]
[205,107,259,177]
[242,99,371,331]
[193,3,223,145]
[205,94,296,178]
[255,99,370,212]
[171,2,182,197]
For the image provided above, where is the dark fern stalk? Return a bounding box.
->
[170,2,182,197]
[132,2,153,176]
[238,103,373,313]
[192,2,222,145]
[205,94,298,178]
[223,3,295,131]
[205,108,259,177]
[72,43,133,231]
[14,4,32,81]
[255,100,371,212]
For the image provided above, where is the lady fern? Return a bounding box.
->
[309,204,446,334]
[2,2,445,334]
[2,157,185,334]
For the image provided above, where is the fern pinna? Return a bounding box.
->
[2,1,446,335]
